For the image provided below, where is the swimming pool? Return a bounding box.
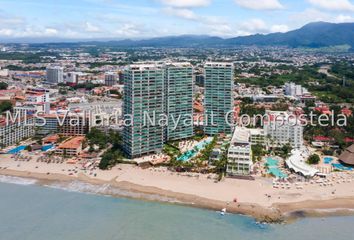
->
[177,138,213,162]
[7,146,27,154]
[41,144,54,152]
[265,157,288,178]
[332,163,353,171]
[324,157,334,164]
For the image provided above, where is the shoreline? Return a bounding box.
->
[1,168,354,223]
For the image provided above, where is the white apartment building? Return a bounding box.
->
[0,68,9,77]
[284,82,309,97]
[0,117,35,148]
[249,128,267,146]
[24,89,50,114]
[227,127,253,176]
[46,66,64,84]
[264,110,304,149]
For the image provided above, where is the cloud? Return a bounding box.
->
[240,19,268,32]
[270,24,289,32]
[0,29,14,37]
[234,0,284,10]
[44,28,59,36]
[162,7,199,20]
[289,8,330,25]
[204,18,290,37]
[85,22,101,33]
[115,23,144,37]
[307,0,354,11]
[159,0,211,8]
[335,14,354,22]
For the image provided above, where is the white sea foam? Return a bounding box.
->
[46,180,181,203]
[0,175,38,185]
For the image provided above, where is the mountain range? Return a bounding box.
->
[5,22,354,50]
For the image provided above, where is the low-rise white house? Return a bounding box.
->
[227,127,253,176]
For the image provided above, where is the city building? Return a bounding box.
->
[227,127,253,176]
[195,73,205,87]
[264,110,304,149]
[46,66,64,84]
[165,62,194,141]
[0,116,35,148]
[123,64,165,158]
[105,72,118,86]
[204,62,234,136]
[249,128,267,146]
[65,72,79,86]
[284,82,309,97]
[55,136,85,156]
[36,114,89,137]
[24,88,50,114]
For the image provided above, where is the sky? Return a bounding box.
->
[0,0,354,40]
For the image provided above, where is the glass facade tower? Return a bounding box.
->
[123,64,165,158]
[204,62,234,136]
[165,63,194,141]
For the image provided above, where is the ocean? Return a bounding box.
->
[0,175,353,240]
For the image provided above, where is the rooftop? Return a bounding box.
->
[58,136,85,149]
[231,127,250,144]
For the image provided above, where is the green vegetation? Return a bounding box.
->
[239,103,266,127]
[251,144,266,162]
[273,143,293,159]
[108,89,122,99]
[198,136,217,162]
[6,65,46,71]
[86,128,109,150]
[0,81,8,90]
[214,146,228,181]
[237,63,354,103]
[307,154,320,165]
[163,142,181,160]
[304,107,354,150]
[71,83,102,91]
[0,52,58,63]
[0,101,13,114]
[86,128,125,170]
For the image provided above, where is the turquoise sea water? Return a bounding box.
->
[0,178,353,240]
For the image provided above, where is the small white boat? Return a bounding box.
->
[220,208,227,215]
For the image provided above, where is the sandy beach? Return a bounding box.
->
[1,154,354,222]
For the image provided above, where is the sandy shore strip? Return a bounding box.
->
[1,154,354,222]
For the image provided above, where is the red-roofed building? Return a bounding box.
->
[55,136,85,156]
[314,105,332,115]
[341,108,352,117]
[344,137,354,144]
[313,136,334,143]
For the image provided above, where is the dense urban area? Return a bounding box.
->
[0,43,354,221]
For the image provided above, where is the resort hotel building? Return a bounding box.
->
[165,62,194,141]
[123,64,166,159]
[204,62,234,135]
[227,127,253,176]
[263,110,304,149]
[36,114,90,137]
[123,62,234,159]
[0,116,35,148]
